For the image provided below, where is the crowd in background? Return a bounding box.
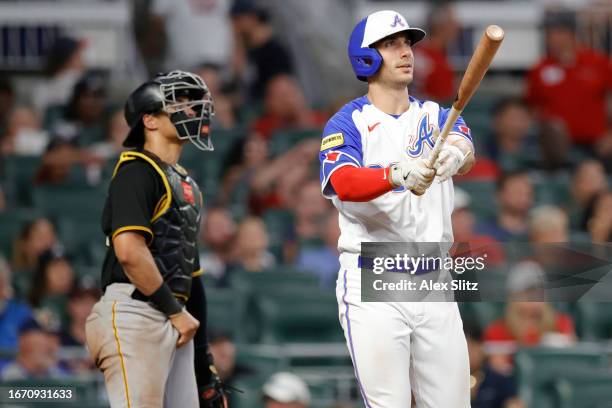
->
[0,0,611,407]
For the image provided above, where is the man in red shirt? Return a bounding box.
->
[525,11,612,148]
[412,3,459,102]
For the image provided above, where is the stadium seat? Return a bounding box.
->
[556,372,612,408]
[575,302,612,340]
[32,185,106,222]
[254,288,343,344]
[515,347,609,408]
[2,155,42,206]
[228,268,320,294]
[453,180,497,221]
[206,287,248,343]
[262,210,295,261]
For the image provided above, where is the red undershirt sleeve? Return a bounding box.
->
[330,165,394,202]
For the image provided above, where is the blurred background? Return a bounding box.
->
[0,0,611,407]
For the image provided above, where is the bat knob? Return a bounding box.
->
[486,25,505,42]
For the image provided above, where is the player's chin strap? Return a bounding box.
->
[196,349,243,408]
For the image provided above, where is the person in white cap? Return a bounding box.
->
[318,9,475,408]
[262,372,310,408]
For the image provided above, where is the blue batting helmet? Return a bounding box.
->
[348,10,426,82]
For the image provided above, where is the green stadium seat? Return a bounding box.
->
[206,287,248,343]
[459,302,505,329]
[228,268,320,295]
[515,347,609,408]
[2,155,42,206]
[56,217,104,257]
[454,180,497,221]
[32,185,106,221]
[575,302,612,340]
[262,210,295,261]
[556,372,612,408]
[254,288,343,344]
[269,129,321,156]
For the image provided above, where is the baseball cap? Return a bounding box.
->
[262,372,310,405]
[361,10,426,48]
[453,188,471,211]
[507,260,546,294]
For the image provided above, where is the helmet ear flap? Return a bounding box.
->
[350,47,383,82]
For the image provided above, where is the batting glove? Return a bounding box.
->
[432,145,466,182]
[389,159,435,195]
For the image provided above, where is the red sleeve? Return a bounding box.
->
[556,313,576,336]
[484,319,514,342]
[330,165,393,202]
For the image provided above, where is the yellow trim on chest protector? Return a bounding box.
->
[112,151,173,222]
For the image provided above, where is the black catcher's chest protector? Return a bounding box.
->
[150,157,202,301]
[113,150,203,301]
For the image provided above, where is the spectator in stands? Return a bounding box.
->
[252,75,327,140]
[570,159,608,229]
[483,98,535,170]
[27,248,75,325]
[0,186,5,213]
[0,106,49,156]
[538,119,573,171]
[263,372,311,408]
[199,208,237,284]
[88,108,129,160]
[0,316,69,380]
[476,172,534,242]
[412,2,459,102]
[0,78,15,136]
[220,132,270,207]
[60,285,100,347]
[587,191,612,243]
[484,261,576,373]
[283,178,332,263]
[528,205,569,243]
[11,218,58,272]
[59,284,100,374]
[150,0,233,70]
[35,122,105,185]
[208,331,252,402]
[195,64,236,129]
[465,322,524,408]
[230,2,294,100]
[58,71,110,146]
[451,188,503,266]
[525,10,612,153]
[31,36,86,116]
[0,257,33,349]
[230,217,275,273]
[295,210,341,289]
[249,137,320,213]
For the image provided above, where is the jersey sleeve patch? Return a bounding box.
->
[321,132,345,151]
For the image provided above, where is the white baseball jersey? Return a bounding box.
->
[319,95,472,254]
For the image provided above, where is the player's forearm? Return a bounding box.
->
[330,165,393,201]
[113,233,164,295]
[186,275,208,351]
[447,135,475,174]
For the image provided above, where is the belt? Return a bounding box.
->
[131,288,187,305]
[357,256,438,275]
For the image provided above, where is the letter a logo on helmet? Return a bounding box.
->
[348,10,426,82]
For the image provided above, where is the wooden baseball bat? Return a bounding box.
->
[426,25,505,168]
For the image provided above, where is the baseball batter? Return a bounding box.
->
[85,71,227,407]
[319,10,475,407]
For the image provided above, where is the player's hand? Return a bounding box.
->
[432,145,466,182]
[169,310,200,348]
[389,159,435,195]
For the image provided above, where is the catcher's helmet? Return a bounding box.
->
[123,70,215,151]
[348,10,426,82]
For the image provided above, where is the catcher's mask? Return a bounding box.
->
[124,70,215,151]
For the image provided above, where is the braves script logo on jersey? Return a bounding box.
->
[391,14,406,28]
[407,114,435,157]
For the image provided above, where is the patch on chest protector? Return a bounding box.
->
[321,133,344,151]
